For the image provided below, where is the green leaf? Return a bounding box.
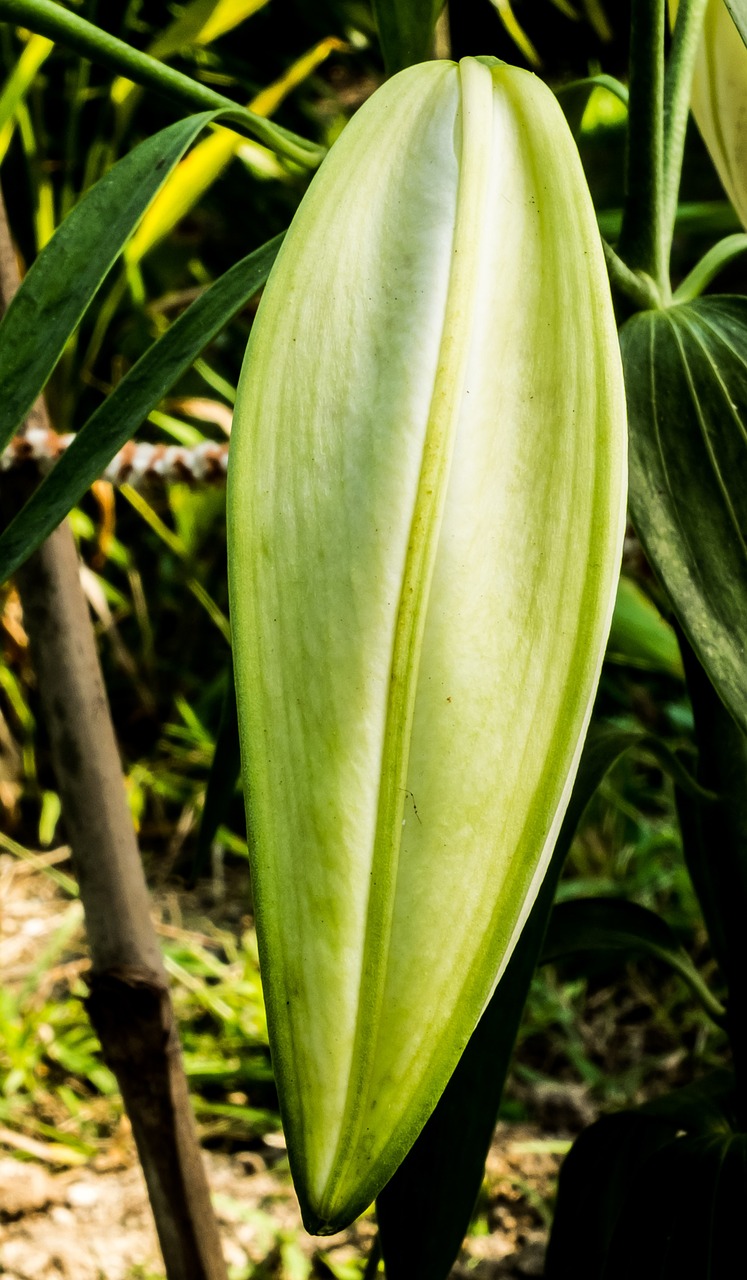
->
[542,895,685,961]
[377,726,645,1280]
[0,109,253,454]
[0,235,282,583]
[621,298,747,736]
[541,896,726,1023]
[545,1072,739,1280]
[371,0,443,73]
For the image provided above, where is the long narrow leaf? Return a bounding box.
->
[0,235,283,583]
[0,109,260,452]
[542,896,726,1023]
[149,0,269,58]
[607,576,683,677]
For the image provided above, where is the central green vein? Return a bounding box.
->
[318,57,495,1220]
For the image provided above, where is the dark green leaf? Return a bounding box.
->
[546,1072,738,1280]
[0,235,283,583]
[372,0,442,74]
[542,895,679,956]
[621,298,747,736]
[545,1112,681,1279]
[543,896,690,963]
[541,897,726,1023]
[0,109,265,454]
[377,726,648,1280]
[602,1133,743,1279]
[676,639,747,1059]
[191,661,241,885]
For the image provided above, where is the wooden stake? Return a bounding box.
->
[0,187,228,1280]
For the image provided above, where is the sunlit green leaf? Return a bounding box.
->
[672,0,747,229]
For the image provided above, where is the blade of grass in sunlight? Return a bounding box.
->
[0,32,54,163]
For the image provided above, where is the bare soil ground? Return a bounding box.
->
[0,1123,559,1279]
[0,849,566,1279]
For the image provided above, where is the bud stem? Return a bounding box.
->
[662,0,710,271]
[619,0,669,301]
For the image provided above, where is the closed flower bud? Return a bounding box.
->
[228,56,626,1234]
[672,0,747,229]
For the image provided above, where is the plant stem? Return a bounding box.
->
[0,189,228,1280]
[0,0,323,167]
[673,232,747,301]
[603,239,664,310]
[679,637,747,1128]
[618,0,670,300]
[662,0,709,266]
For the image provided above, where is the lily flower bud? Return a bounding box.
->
[228,56,626,1235]
[672,0,747,229]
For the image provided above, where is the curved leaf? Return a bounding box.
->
[602,1132,745,1279]
[0,108,259,453]
[621,297,747,734]
[0,235,282,583]
[546,1072,738,1280]
[542,895,690,961]
[675,0,747,231]
[541,896,726,1022]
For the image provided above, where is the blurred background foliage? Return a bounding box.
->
[0,0,738,1255]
